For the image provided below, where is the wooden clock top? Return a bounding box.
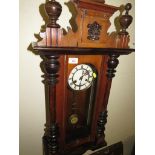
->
[32,0,134,52]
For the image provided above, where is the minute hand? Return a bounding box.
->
[79,71,85,89]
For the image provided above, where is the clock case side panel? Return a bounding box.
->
[91,55,111,147]
[55,55,67,151]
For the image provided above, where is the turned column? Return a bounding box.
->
[40,54,60,155]
[107,53,120,79]
[39,1,62,154]
[96,53,120,145]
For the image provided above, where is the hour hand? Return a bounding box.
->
[79,70,85,80]
[73,80,77,84]
[79,76,83,81]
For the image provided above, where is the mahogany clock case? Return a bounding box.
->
[30,0,135,155]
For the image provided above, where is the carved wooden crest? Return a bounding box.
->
[87,21,102,41]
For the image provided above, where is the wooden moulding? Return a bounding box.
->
[77,0,119,14]
[33,46,134,56]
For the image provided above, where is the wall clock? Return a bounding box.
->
[31,0,134,155]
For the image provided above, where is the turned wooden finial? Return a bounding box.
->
[45,0,62,28]
[119,3,133,35]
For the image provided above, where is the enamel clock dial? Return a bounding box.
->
[68,64,95,91]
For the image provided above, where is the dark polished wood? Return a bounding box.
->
[43,124,59,154]
[119,3,133,35]
[32,46,135,55]
[40,55,60,154]
[107,54,120,79]
[45,0,62,28]
[96,110,108,145]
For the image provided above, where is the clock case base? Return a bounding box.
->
[43,136,107,155]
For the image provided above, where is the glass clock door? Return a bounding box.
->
[65,63,98,143]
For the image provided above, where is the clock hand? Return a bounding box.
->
[79,70,85,81]
[80,70,89,80]
[82,71,90,78]
[79,76,84,81]
[82,70,85,76]
[73,80,77,84]
[79,78,82,90]
[79,70,84,80]
[79,70,91,89]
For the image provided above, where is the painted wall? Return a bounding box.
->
[19,0,135,155]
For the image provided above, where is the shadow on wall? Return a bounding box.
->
[123,135,135,155]
[108,4,125,41]
[27,2,48,54]
[114,5,125,33]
